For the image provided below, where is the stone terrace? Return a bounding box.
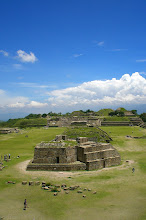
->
[77,142,121,170]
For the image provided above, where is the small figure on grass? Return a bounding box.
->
[132,168,135,173]
[23,199,27,210]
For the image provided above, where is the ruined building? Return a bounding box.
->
[27,135,121,171]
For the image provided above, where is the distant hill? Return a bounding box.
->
[0,118,47,128]
[96,109,114,116]
[116,107,127,112]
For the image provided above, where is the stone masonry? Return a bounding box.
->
[27,136,121,171]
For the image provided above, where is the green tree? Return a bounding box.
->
[42,113,47,118]
[140,113,146,122]
[131,110,137,115]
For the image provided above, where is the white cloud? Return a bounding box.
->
[0,50,9,56]
[0,91,29,108]
[17,50,38,63]
[73,54,83,58]
[0,90,48,110]
[47,72,146,108]
[8,102,26,108]
[27,101,48,108]
[136,59,146,63]
[0,72,146,116]
[97,41,104,46]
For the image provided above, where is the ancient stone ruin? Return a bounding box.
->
[0,128,19,134]
[27,135,121,171]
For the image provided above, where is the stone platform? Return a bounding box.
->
[77,142,121,170]
[27,137,121,171]
[27,161,86,171]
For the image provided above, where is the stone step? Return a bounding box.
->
[86,156,121,170]
[84,149,119,162]
[27,162,86,171]
[79,143,113,153]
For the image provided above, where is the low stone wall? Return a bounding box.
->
[71,121,87,126]
[27,162,86,171]
[101,121,130,126]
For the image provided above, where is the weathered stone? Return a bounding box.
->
[69,186,75,190]
[54,192,58,196]
[93,191,97,194]
[42,182,46,187]
[63,187,69,191]
[44,186,49,190]
[7,181,13,184]
[35,181,40,185]
[22,181,27,185]
[29,181,34,186]
[83,195,86,198]
[74,185,79,189]
[54,185,60,188]
[27,135,121,171]
[77,190,83,193]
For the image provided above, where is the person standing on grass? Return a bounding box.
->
[23,199,27,210]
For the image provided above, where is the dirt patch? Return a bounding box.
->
[15,159,135,180]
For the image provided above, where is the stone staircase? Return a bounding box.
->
[129,117,143,126]
[77,142,121,170]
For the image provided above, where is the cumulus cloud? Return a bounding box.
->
[0,50,9,56]
[17,50,38,63]
[0,90,48,110]
[0,91,29,108]
[47,72,146,108]
[0,72,146,116]
[27,101,48,108]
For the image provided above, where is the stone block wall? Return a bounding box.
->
[101,121,130,126]
[28,137,121,171]
[33,146,77,164]
[27,161,86,171]
[77,142,121,170]
[76,137,88,144]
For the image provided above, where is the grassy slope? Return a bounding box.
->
[63,127,111,142]
[0,127,146,220]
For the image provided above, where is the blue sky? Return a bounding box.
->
[0,0,146,120]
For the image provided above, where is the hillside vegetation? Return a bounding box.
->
[64,126,112,142]
[103,116,130,121]
[96,108,114,116]
[0,118,47,128]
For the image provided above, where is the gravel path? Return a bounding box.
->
[15,159,135,180]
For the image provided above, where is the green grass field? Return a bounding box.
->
[0,126,146,220]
